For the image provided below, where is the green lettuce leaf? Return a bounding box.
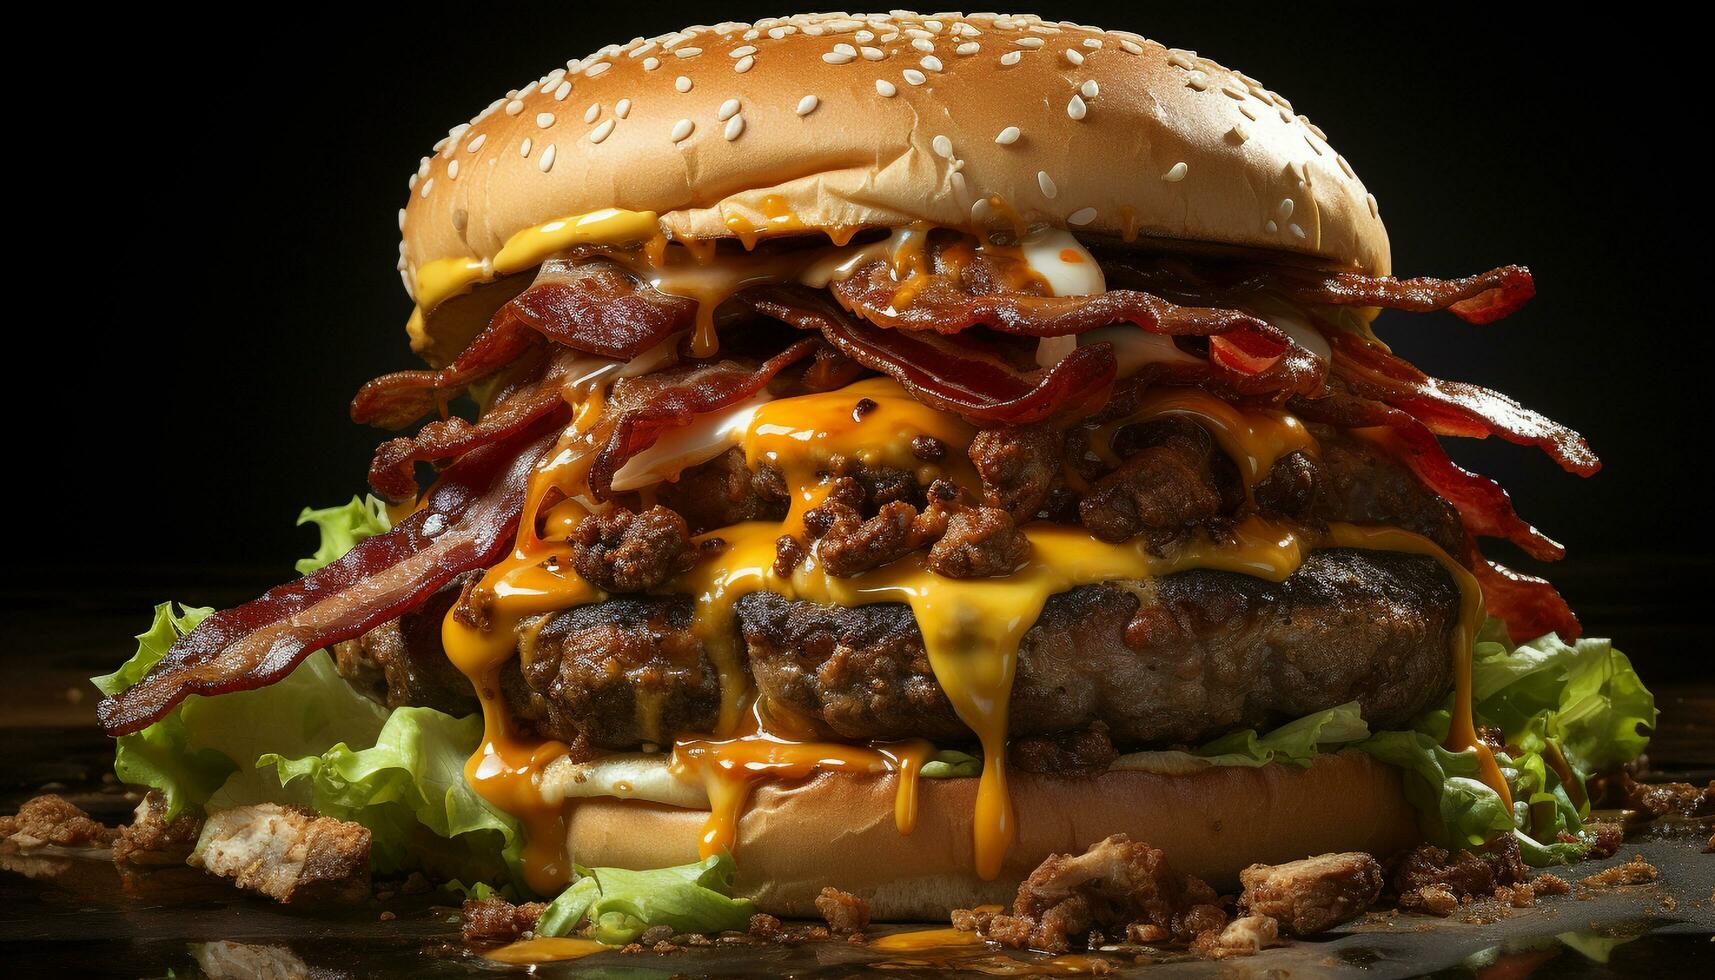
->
[535,854,754,944]
[1352,729,1516,848]
[1470,625,1655,773]
[90,603,232,818]
[920,749,982,778]
[295,495,392,575]
[1196,701,1370,767]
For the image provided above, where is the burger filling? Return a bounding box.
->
[94,217,1650,904]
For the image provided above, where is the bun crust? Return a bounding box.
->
[564,750,1419,920]
[401,11,1388,307]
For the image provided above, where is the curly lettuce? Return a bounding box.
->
[294,495,392,575]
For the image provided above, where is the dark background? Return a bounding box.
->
[12,5,1709,678]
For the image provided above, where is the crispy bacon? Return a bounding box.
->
[584,338,822,500]
[747,287,1115,425]
[1473,557,1581,643]
[96,415,564,737]
[351,259,694,431]
[1099,254,1536,325]
[828,251,1322,399]
[1325,330,1599,476]
[1289,389,1565,562]
[365,350,598,503]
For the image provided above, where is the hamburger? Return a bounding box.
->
[89,9,1655,933]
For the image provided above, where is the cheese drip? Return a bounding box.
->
[440,372,1503,889]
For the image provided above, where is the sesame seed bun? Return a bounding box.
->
[563,750,1419,920]
[400,11,1389,309]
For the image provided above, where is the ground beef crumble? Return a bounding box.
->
[461,897,548,943]
[814,886,871,934]
[1239,852,1384,935]
[568,505,696,592]
[0,795,117,849]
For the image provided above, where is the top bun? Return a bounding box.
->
[400,11,1389,311]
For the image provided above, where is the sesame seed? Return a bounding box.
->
[1185,71,1210,91]
[1068,207,1098,226]
[730,45,757,57]
[903,68,926,85]
[796,95,819,115]
[875,78,898,97]
[505,99,524,116]
[834,43,856,56]
[972,198,993,222]
[397,207,407,229]
[1037,171,1058,199]
[912,37,933,52]
[537,112,556,128]
[1015,36,1044,48]
[718,98,741,120]
[674,47,702,58]
[1067,94,1087,120]
[957,41,979,55]
[1166,49,1195,70]
[467,133,487,152]
[1065,49,1085,66]
[1366,193,1379,217]
[1266,219,1279,233]
[643,57,661,70]
[671,118,694,141]
[1237,103,1257,121]
[724,114,745,140]
[1081,79,1099,99]
[932,134,954,157]
[822,51,855,64]
[995,126,1020,145]
[950,171,968,197]
[675,75,693,92]
[1228,123,1250,144]
[856,30,874,42]
[447,159,459,179]
[1083,38,1102,48]
[1289,223,1306,239]
[586,62,611,77]
[921,55,943,71]
[554,81,572,101]
[1337,155,1355,179]
[539,144,556,172]
[1163,161,1189,182]
[1279,199,1294,218]
[616,99,632,119]
[584,103,600,123]
[590,119,615,144]
[861,46,884,60]
[735,55,754,73]
[519,137,532,156]
[1000,51,1022,66]
[1119,39,1143,55]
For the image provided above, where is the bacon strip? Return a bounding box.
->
[96,415,564,737]
[1473,557,1581,643]
[1100,254,1536,325]
[828,253,1322,399]
[747,287,1116,425]
[1290,390,1564,561]
[364,350,602,503]
[351,259,694,431]
[1326,330,1599,476]
[584,338,822,500]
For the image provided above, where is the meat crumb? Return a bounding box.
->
[815,886,871,934]
[567,506,696,592]
[1239,852,1384,935]
[461,897,548,943]
[1390,837,1527,917]
[1008,724,1117,776]
[190,803,370,904]
[1189,914,1282,959]
[747,913,782,939]
[0,794,118,849]
[1578,855,1658,889]
[1531,873,1571,896]
[960,834,1224,955]
[113,791,203,866]
[925,507,1030,578]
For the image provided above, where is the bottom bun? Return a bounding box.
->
[565,750,1419,920]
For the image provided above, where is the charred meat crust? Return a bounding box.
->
[509,596,722,751]
[740,548,1459,747]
